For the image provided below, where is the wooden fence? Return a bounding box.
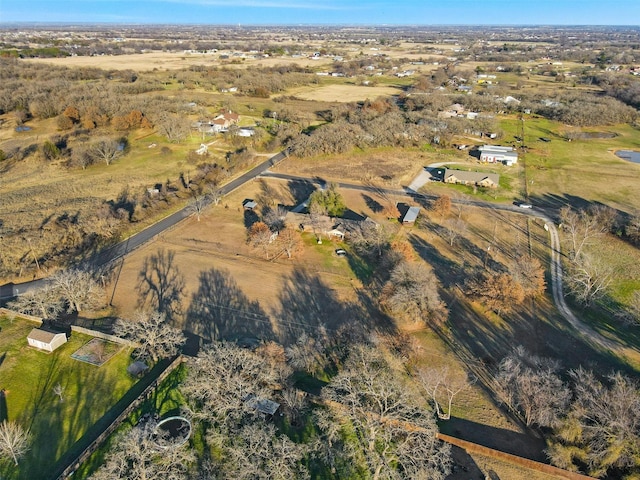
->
[438,433,596,480]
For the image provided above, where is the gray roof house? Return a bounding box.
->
[443,169,500,188]
[27,328,67,352]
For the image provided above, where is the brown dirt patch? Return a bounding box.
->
[286,84,403,103]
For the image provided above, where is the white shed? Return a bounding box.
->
[27,328,67,352]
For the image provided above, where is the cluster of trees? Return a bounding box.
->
[496,347,640,478]
[529,91,637,127]
[91,337,452,479]
[8,268,105,319]
[465,254,546,315]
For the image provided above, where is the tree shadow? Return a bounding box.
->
[273,266,395,345]
[362,194,383,213]
[446,445,484,480]
[18,356,121,480]
[0,387,7,423]
[184,267,274,345]
[136,248,185,322]
[440,416,547,463]
[287,179,316,204]
[243,208,260,229]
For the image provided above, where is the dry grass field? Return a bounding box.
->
[24,50,336,72]
[286,83,404,102]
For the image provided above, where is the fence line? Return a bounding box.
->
[69,325,131,345]
[0,307,42,324]
[437,433,596,480]
[54,355,185,480]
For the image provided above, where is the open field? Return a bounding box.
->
[286,83,404,102]
[24,50,336,72]
[0,315,136,480]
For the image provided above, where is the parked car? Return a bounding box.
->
[335,249,347,257]
[519,203,533,209]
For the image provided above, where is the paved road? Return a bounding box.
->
[1,150,289,300]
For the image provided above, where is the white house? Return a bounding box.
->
[27,328,67,352]
[478,145,518,164]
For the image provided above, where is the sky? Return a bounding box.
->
[1,0,639,26]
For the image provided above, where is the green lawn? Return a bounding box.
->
[499,117,640,213]
[0,316,137,480]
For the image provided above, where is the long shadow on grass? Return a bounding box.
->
[440,416,547,463]
[287,179,316,204]
[18,358,121,480]
[47,358,173,480]
[274,266,396,346]
[185,267,274,346]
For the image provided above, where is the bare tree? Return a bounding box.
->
[566,253,613,306]
[156,113,191,142]
[114,311,185,363]
[277,226,303,259]
[383,261,446,325]
[548,369,640,478]
[285,331,329,374]
[495,347,570,428]
[321,344,451,480]
[90,423,195,480]
[222,423,309,480]
[207,185,223,206]
[52,268,104,313]
[349,221,392,257]
[442,218,467,247]
[263,205,288,232]
[181,342,279,430]
[0,421,30,466]
[89,138,122,166]
[8,284,64,320]
[53,383,65,403]
[560,205,615,260]
[415,366,474,420]
[187,194,207,221]
[511,254,546,298]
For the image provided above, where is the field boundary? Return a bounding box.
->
[0,308,131,345]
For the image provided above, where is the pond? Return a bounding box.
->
[15,126,32,132]
[616,150,640,164]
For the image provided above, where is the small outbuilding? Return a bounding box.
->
[27,328,67,352]
[402,206,421,225]
[242,199,258,210]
